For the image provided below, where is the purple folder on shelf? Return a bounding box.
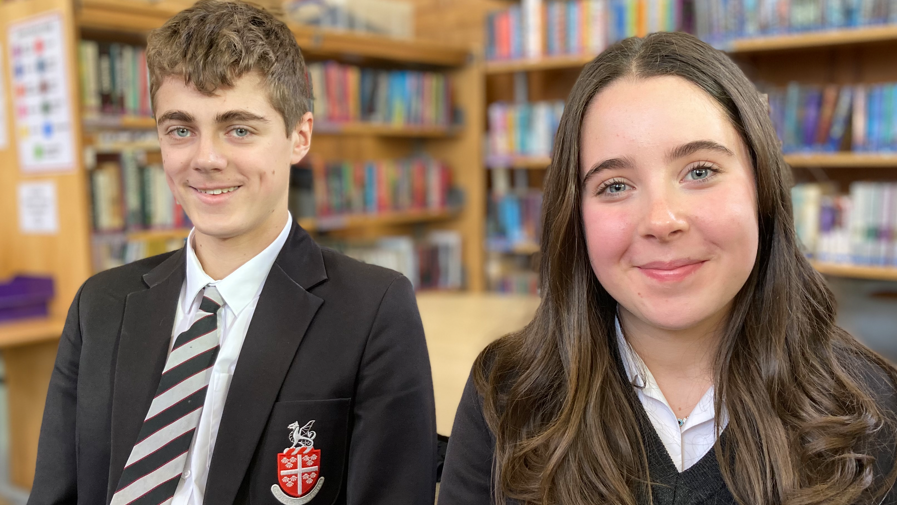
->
[0,275,55,323]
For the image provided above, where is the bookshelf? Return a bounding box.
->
[476,0,897,289]
[1,0,486,491]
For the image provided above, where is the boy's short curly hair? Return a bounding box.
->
[146,0,310,135]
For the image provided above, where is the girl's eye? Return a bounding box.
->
[597,179,630,196]
[685,165,717,181]
[607,182,628,193]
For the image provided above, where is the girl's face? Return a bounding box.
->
[580,76,758,335]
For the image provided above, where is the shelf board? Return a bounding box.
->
[76,0,469,67]
[309,208,457,231]
[125,228,190,242]
[728,25,897,53]
[487,239,540,255]
[290,25,469,67]
[315,122,460,138]
[83,115,156,131]
[107,211,456,240]
[485,155,552,169]
[811,261,897,282]
[784,152,897,168]
[0,317,65,348]
[485,54,596,74]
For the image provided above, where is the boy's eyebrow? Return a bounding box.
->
[156,110,195,125]
[580,140,735,187]
[215,110,270,123]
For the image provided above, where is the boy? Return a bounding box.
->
[28,1,437,504]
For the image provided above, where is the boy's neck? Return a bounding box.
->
[191,209,289,280]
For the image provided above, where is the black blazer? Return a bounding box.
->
[29,222,437,505]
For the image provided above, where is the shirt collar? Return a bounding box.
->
[183,213,293,315]
[616,317,648,389]
[615,316,725,428]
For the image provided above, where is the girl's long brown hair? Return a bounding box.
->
[475,31,897,505]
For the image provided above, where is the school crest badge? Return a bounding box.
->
[271,420,325,504]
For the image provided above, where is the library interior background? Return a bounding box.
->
[3,0,897,501]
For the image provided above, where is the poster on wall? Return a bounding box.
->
[0,43,9,150]
[8,12,75,172]
[18,180,59,234]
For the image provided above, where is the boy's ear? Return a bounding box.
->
[290,111,314,164]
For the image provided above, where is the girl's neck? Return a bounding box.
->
[619,307,727,417]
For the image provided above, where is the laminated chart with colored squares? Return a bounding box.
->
[8,13,75,172]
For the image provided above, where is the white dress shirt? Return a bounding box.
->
[170,214,293,504]
[615,320,728,472]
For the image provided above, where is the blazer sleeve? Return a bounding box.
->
[437,371,497,505]
[346,275,437,505]
[27,284,85,505]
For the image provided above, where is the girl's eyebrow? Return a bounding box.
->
[581,140,734,187]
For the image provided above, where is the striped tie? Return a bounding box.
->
[111,285,224,505]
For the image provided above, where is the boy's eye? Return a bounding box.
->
[173,127,190,138]
[233,128,250,137]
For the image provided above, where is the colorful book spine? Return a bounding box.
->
[695,0,896,46]
[485,0,689,61]
[792,181,897,267]
[323,231,463,290]
[296,156,453,218]
[487,100,565,160]
[90,152,191,234]
[80,39,152,117]
[306,62,452,128]
[762,81,897,153]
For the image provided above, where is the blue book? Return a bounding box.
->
[546,3,557,55]
[784,82,801,152]
[613,0,627,43]
[802,88,822,149]
[890,84,897,150]
[883,84,895,152]
[518,103,531,155]
[567,1,580,55]
[485,12,496,60]
[868,85,882,152]
[827,86,853,151]
[509,5,523,60]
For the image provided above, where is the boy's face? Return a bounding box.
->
[154,72,311,244]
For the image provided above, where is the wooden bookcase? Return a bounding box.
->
[482,24,897,287]
[0,0,483,490]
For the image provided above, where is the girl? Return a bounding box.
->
[438,31,897,505]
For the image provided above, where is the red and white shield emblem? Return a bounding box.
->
[271,420,325,504]
[277,447,321,497]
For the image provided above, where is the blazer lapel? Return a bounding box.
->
[107,250,186,502]
[205,223,328,503]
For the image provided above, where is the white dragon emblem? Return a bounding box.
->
[287,420,316,455]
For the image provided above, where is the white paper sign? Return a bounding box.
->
[8,13,75,172]
[18,181,59,234]
[0,43,8,150]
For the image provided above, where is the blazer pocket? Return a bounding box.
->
[251,398,350,505]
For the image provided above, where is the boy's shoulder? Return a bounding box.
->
[80,249,182,302]
[316,245,409,295]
